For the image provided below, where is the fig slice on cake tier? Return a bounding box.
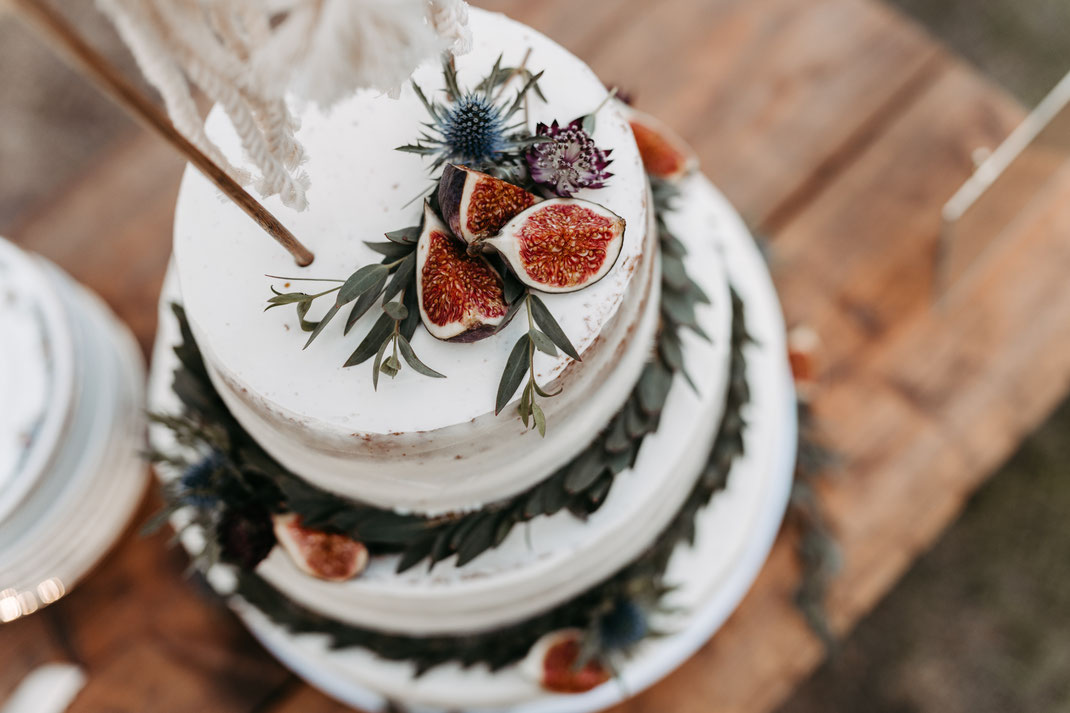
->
[626,107,698,181]
[438,164,542,244]
[272,513,369,582]
[415,203,511,342]
[473,198,625,294]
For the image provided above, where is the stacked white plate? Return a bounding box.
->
[0,237,147,622]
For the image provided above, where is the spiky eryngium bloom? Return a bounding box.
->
[526,118,613,197]
[397,55,547,171]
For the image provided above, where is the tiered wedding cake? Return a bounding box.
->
[148,8,795,711]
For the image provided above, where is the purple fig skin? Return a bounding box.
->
[438,164,468,240]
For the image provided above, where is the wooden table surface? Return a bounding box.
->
[6,0,1070,711]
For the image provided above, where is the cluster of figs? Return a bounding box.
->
[416,164,627,342]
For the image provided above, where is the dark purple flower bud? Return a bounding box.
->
[219,504,276,570]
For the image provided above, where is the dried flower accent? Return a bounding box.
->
[219,503,276,570]
[526,119,613,197]
[398,55,547,172]
[788,324,821,402]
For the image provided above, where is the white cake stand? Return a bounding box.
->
[147,174,795,712]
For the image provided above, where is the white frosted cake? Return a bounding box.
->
[0,237,145,622]
[148,7,795,711]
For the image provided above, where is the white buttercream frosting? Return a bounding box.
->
[172,9,657,514]
[0,239,74,524]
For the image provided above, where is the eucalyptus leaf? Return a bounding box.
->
[338,264,391,305]
[496,335,530,415]
[564,446,605,493]
[530,329,558,356]
[582,112,596,135]
[383,300,409,321]
[398,336,446,379]
[345,273,388,335]
[296,301,317,332]
[345,312,394,367]
[529,294,580,361]
[365,241,414,261]
[303,303,340,349]
[400,286,421,341]
[518,381,532,425]
[383,251,416,303]
[385,225,421,244]
[372,337,391,391]
[532,401,546,437]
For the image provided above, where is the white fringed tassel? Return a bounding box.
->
[95,0,472,212]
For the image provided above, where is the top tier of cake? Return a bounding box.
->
[173,9,658,515]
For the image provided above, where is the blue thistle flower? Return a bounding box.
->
[398,56,546,172]
[598,598,648,650]
[440,95,508,166]
[179,451,223,509]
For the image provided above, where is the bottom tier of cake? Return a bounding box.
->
[147,174,795,712]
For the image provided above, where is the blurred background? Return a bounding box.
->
[1,1,1068,711]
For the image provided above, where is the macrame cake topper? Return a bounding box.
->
[95,0,473,212]
[9,0,472,266]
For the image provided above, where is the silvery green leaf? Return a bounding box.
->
[532,379,561,398]
[383,252,416,303]
[385,225,421,245]
[345,272,388,335]
[400,286,421,341]
[303,303,340,349]
[372,335,391,390]
[518,381,532,425]
[529,294,580,361]
[530,329,557,356]
[582,113,596,135]
[383,300,409,321]
[398,336,445,379]
[296,301,317,332]
[365,241,414,261]
[345,312,394,366]
[338,264,390,305]
[496,335,530,415]
[532,401,546,437]
[638,362,673,415]
[564,447,604,492]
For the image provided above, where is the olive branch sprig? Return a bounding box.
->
[495,292,581,436]
[265,224,444,388]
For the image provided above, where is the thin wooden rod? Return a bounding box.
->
[9,0,315,267]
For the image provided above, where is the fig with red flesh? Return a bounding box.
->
[272,513,369,582]
[416,203,511,341]
[627,108,698,181]
[524,630,611,694]
[478,198,625,294]
[438,164,542,244]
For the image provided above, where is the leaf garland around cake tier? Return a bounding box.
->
[150,174,713,575]
[208,285,750,676]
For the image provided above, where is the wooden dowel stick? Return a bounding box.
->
[9,0,315,267]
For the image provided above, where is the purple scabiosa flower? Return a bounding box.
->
[218,503,276,570]
[526,119,613,197]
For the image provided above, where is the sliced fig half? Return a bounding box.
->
[627,108,698,181]
[416,203,511,342]
[479,198,625,293]
[522,629,611,694]
[438,164,542,243]
[272,513,369,582]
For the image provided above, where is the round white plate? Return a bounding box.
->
[146,174,796,712]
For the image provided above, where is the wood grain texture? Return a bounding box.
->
[0,0,1045,711]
